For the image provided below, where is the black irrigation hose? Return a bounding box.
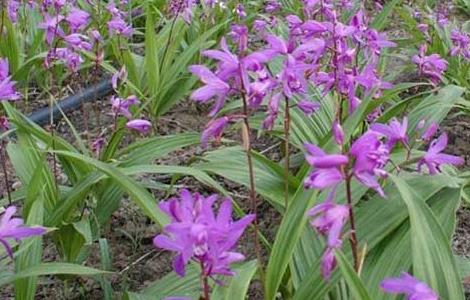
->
[27,79,113,126]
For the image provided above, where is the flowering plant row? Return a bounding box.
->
[0,0,469,299]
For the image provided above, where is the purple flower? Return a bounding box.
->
[350,131,389,197]
[417,23,429,34]
[309,197,349,249]
[364,29,396,59]
[0,58,21,102]
[265,0,280,12]
[450,29,470,60]
[7,0,20,23]
[253,20,267,33]
[126,119,152,134]
[263,93,282,130]
[108,17,133,37]
[92,137,106,154]
[64,34,92,51]
[66,8,90,32]
[418,133,464,174]
[412,45,448,86]
[111,95,140,118]
[0,116,9,131]
[38,14,64,45]
[111,66,127,90]
[297,100,321,116]
[332,121,344,146]
[201,116,230,148]
[90,29,103,43]
[235,4,246,18]
[153,190,254,278]
[308,192,349,280]
[304,144,348,190]
[189,65,230,117]
[421,122,438,141]
[230,24,248,52]
[380,272,438,300]
[0,206,46,257]
[370,117,408,148]
[355,64,393,97]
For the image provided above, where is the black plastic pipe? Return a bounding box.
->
[27,79,113,126]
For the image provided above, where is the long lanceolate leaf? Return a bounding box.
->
[53,151,169,226]
[335,251,373,300]
[265,189,316,300]
[1,263,109,287]
[389,174,464,299]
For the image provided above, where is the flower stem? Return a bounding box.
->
[0,139,11,205]
[283,97,290,210]
[240,91,265,290]
[200,261,210,300]
[345,176,359,271]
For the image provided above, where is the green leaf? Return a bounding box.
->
[1,263,109,286]
[407,85,465,131]
[336,251,373,300]
[53,151,168,226]
[125,264,201,300]
[196,146,299,210]
[212,261,258,300]
[371,0,402,30]
[265,189,316,300]
[389,174,464,299]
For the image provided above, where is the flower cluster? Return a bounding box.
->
[450,29,470,60]
[153,189,255,279]
[190,2,397,147]
[0,206,46,258]
[412,45,448,86]
[107,1,133,38]
[38,1,92,72]
[308,192,349,279]
[0,58,21,102]
[110,68,151,134]
[306,117,463,278]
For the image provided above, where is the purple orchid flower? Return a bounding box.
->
[418,133,464,174]
[332,121,344,146]
[355,63,393,97]
[370,117,408,148]
[108,16,133,37]
[0,58,21,102]
[126,119,152,134]
[64,34,92,51]
[235,4,246,18]
[7,0,20,23]
[153,189,254,278]
[412,45,448,86]
[66,8,90,32]
[308,190,349,280]
[200,116,230,148]
[91,137,106,155]
[263,93,282,130]
[421,122,438,141]
[111,95,140,119]
[350,131,389,197]
[297,100,321,116]
[380,272,438,300]
[38,14,65,45]
[111,66,127,90]
[189,65,230,117]
[0,206,46,257]
[304,143,348,190]
[450,29,470,60]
